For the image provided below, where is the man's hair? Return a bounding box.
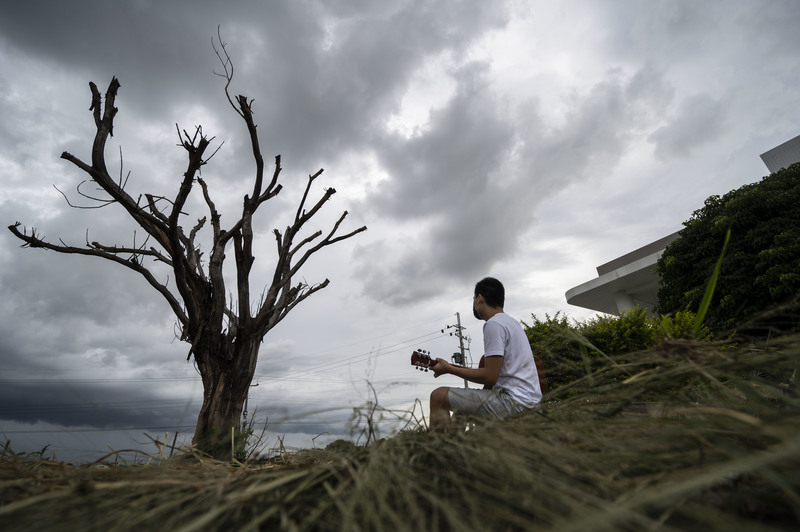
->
[474,277,505,308]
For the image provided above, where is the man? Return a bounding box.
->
[429,277,542,430]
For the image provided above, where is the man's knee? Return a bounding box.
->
[430,387,450,409]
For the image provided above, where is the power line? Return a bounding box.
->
[255,329,446,382]
[292,312,455,359]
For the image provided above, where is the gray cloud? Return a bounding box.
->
[0,0,511,177]
[648,94,727,160]
[355,64,678,306]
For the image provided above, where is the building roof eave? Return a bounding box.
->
[565,250,665,315]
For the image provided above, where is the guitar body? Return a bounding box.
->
[478,355,490,390]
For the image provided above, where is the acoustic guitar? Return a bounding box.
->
[410,349,545,393]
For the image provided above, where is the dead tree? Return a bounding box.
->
[7,44,366,459]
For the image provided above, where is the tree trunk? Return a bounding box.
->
[192,335,260,460]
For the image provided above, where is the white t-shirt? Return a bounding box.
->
[483,312,542,407]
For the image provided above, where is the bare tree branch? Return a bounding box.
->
[256,155,284,207]
[290,210,367,279]
[211,26,242,118]
[53,182,114,209]
[8,222,188,325]
[144,194,171,223]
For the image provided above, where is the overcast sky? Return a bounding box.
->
[1,0,798,462]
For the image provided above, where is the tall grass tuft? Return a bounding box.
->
[2,333,799,530]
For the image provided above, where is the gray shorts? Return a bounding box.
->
[447,387,528,419]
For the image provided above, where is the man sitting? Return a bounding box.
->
[429,277,542,430]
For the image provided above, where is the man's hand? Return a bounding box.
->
[432,358,453,378]
[430,355,502,387]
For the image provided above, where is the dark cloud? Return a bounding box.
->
[0,381,198,430]
[0,4,205,118]
[1,0,510,176]
[234,0,511,168]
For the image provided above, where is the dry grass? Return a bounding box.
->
[2,335,799,531]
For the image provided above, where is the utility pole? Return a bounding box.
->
[442,312,470,388]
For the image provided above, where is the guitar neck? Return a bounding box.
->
[411,350,476,371]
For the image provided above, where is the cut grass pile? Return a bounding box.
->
[2,335,799,530]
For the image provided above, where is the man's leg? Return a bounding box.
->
[429,387,452,431]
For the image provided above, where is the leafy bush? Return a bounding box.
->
[522,312,585,391]
[656,162,800,333]
[660,305,713,341]
[580,307,660,354]
[525,307,713,394]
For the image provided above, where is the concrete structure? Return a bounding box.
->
[566,133,800,316]
[761,134,800,174]
[565,231,681,315]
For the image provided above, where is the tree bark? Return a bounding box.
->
[192,334,259,459]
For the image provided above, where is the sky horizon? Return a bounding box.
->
[1,0,798,462]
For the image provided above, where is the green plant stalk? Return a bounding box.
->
[693,228,731,335]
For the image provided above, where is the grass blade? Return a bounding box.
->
[694,228,731,335]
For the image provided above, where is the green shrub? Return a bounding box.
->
[580,308,659,355]
[660,305,713,341]
[525,307,713,395]
[656,162,800,333]
[522,312,585,391]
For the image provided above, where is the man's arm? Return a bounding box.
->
[432,355,502,387]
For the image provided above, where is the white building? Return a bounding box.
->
[761,134,800,174]
[565,231,680,316]
[565,135,800,316]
